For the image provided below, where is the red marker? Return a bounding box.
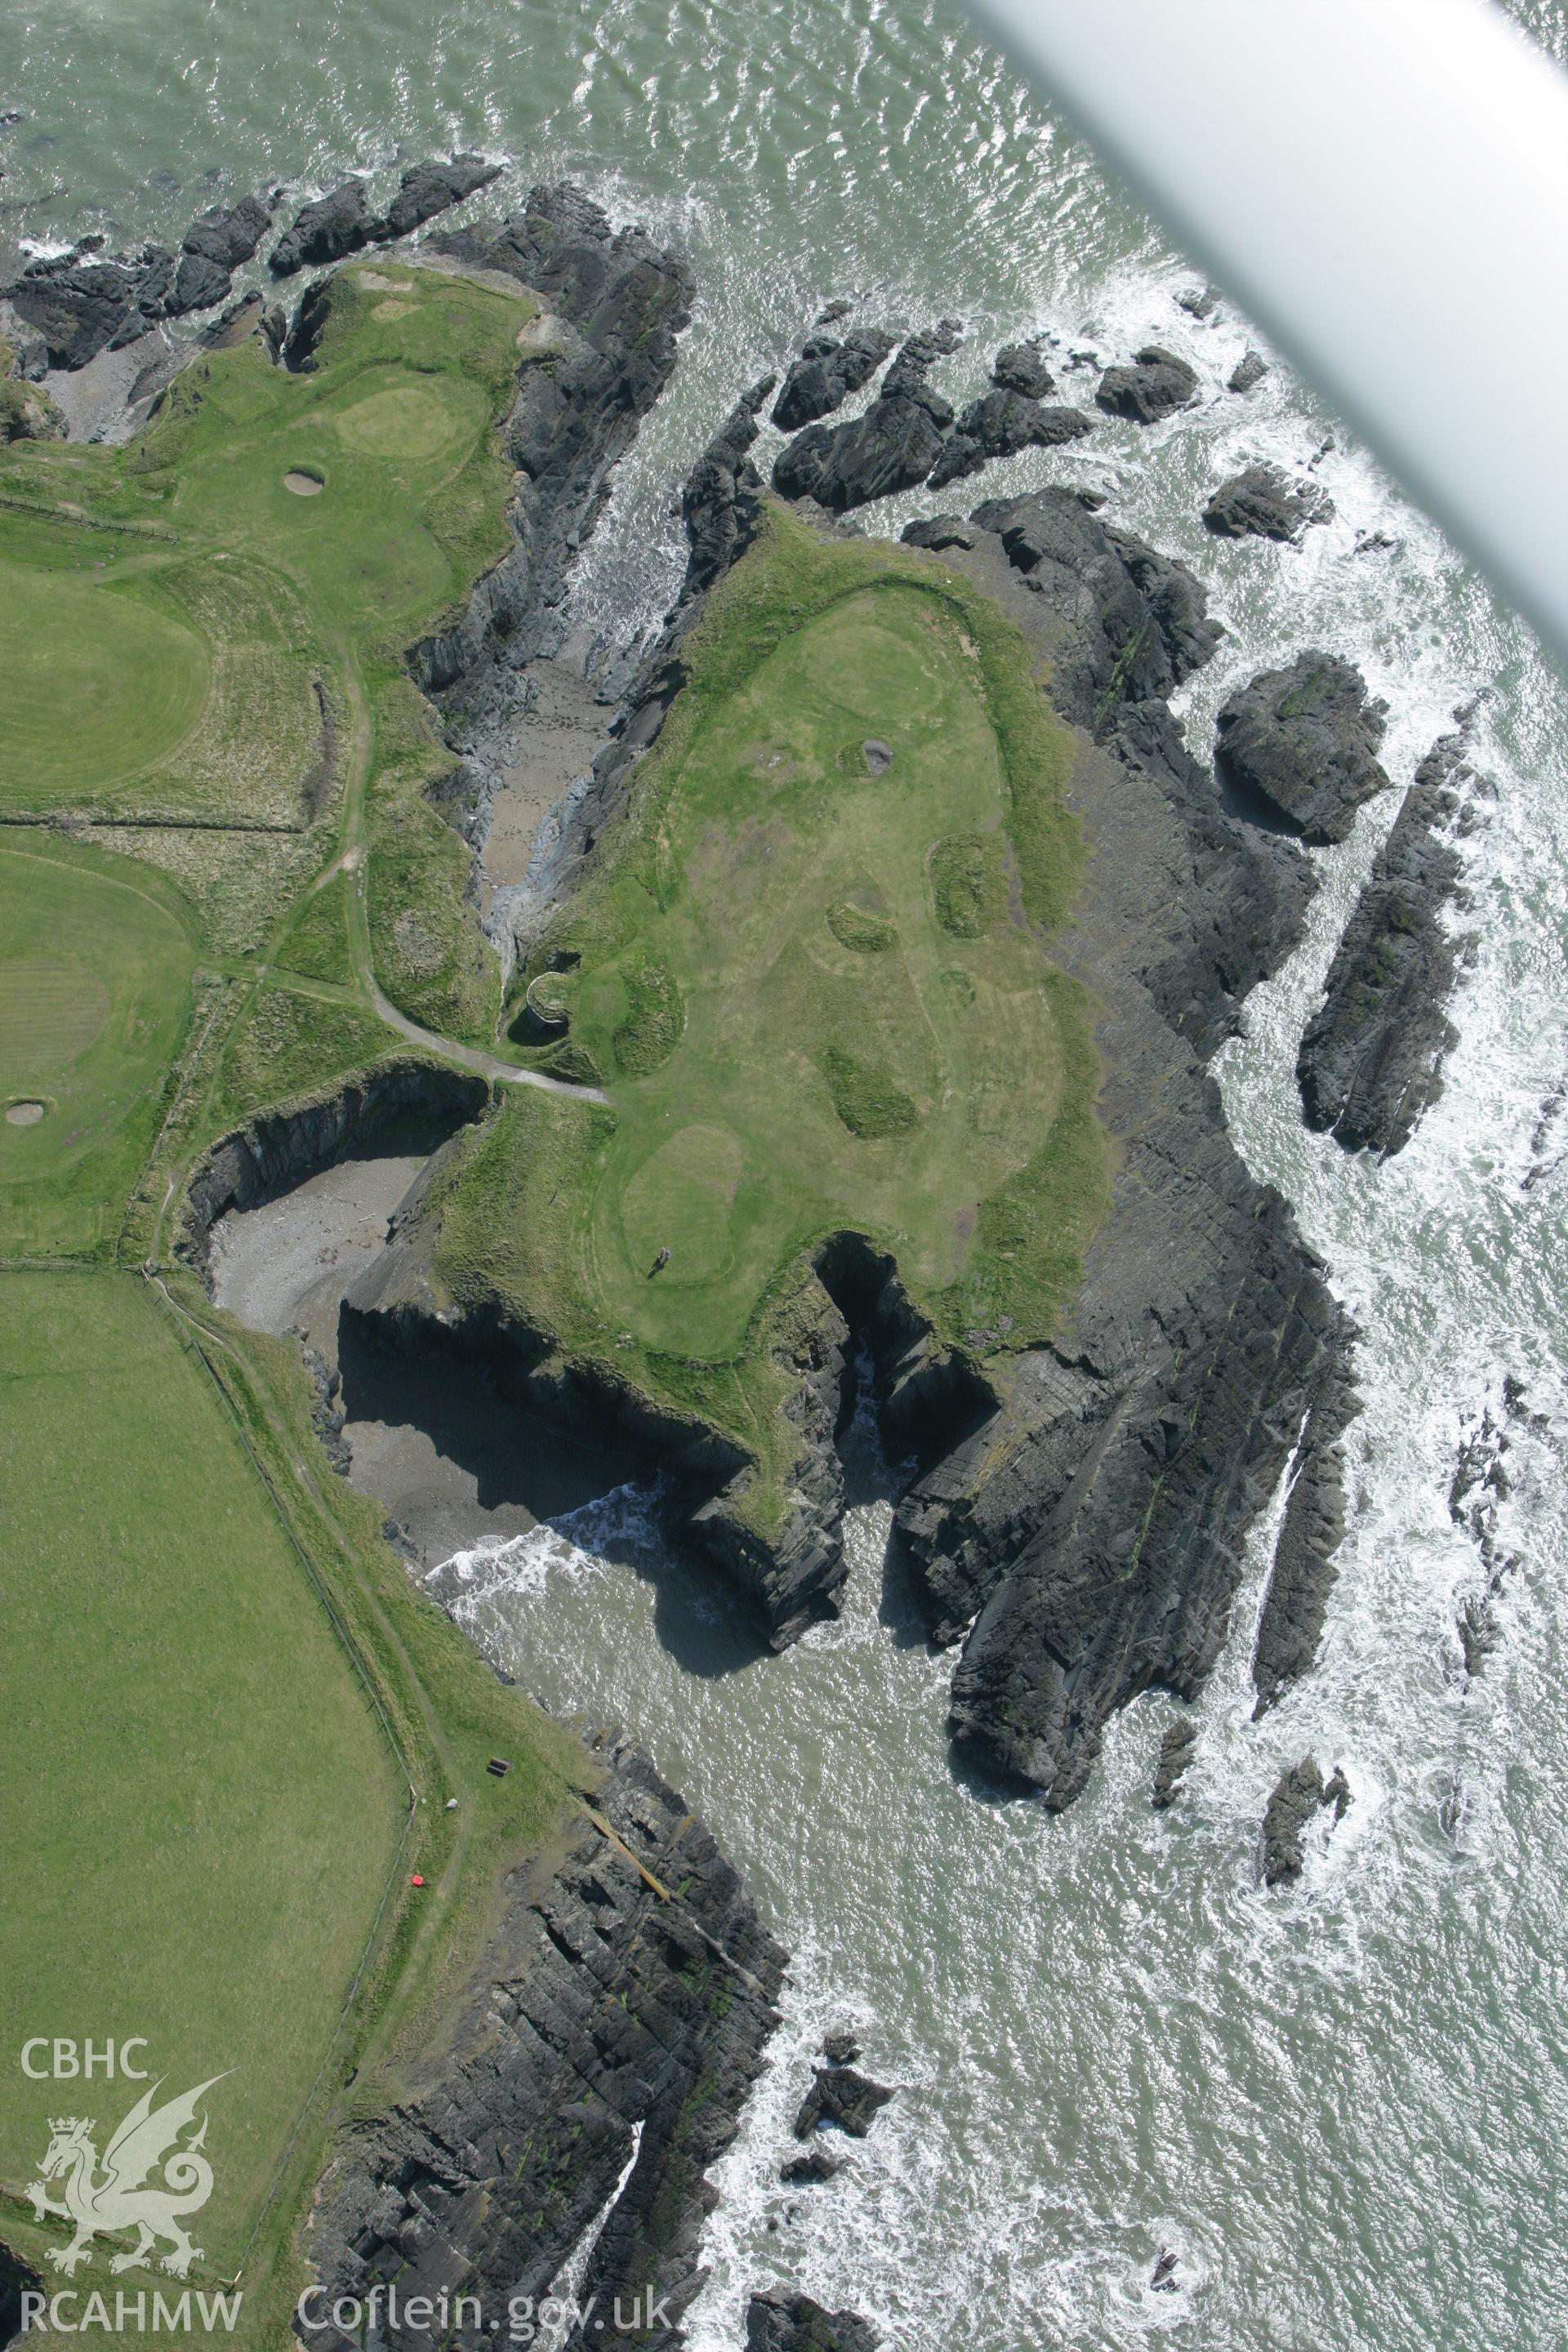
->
[410,1874,425,1887]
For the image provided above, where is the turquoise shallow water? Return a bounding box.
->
[8,3,1568,2344]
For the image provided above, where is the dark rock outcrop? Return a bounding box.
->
[0,2241,42,2346]
[1297,730,1486,1154]
[270,158,505,279]
[780,2146,842,2185]
[270,177,372,275]
[1095,345,1198,424]
[951,487,1314,1054]
[1261,1755,1349,1885]
[1251,1352,1362,1711]
[746,2291,880,2352]
[3,242,172,368]
[1203,465,1332,543]
[305,1736,786,2352]
[1261,1757,1325,1885]
[925,390,1092,491]
[167,193,271,315]
[1228,350,1268,394]
[1215,654,1390,844]
[991,340,1055,399]
[794,2066,895,2139]
[771,326,895,433]
[1152,1717,1199,1809]
[682,372,777,595]
[1449,1388,1529,1681]
[377,154,501,239]
[772,327,960,511]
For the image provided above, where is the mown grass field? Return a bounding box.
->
[0,840,196,1256]
[437,505,1111,1532]
[0,1271,404,2276]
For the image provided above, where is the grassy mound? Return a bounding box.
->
[821,1041,921,1138]
[930,830,1007,938]
[826,897,898,953]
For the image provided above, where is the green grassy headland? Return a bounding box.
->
[425,503,1111,1536]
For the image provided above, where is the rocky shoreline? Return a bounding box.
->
[305,1736,787,2352]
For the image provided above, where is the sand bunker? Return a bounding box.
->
[283,470,324,497]
[5,1100,45,1126]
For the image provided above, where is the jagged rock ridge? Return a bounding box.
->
[1298,727,1488,1155]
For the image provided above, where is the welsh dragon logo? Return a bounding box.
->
[27,2074,229,2278]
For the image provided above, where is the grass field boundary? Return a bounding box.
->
[139,1273,425,2282]
[0,489,180,541]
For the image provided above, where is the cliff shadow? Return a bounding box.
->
[337,1314,772,1679]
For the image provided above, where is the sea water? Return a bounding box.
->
[7,2,1568,2341]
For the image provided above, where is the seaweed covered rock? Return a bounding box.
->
[1096,344,1198,423]
[1203,464,1332,543]
[376,153,501,238]
[270,177,372,274]
[2,242,172,367]
[167,193,272,315]
[1215,653,1389,844]
[1297,730,1485,1153]
[1262,1755,1350,1885]
[1251,1352,1362,1711]
[794,2065,896,2138]
[771,324,896,432]
[1152,1717,1199,1809]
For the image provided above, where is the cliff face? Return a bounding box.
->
[305,1737,786,2352]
